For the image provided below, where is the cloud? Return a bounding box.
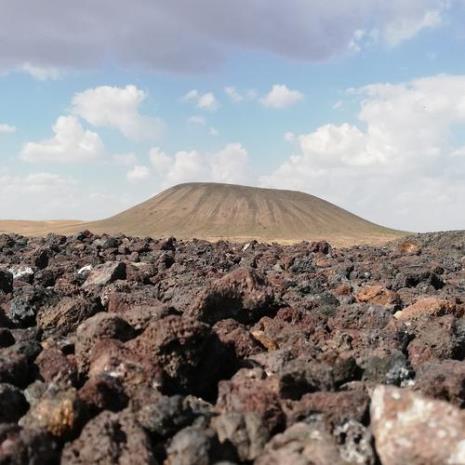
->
[150,147,173,174]
[284,132,296,143]
[113,153,138,166]
[150,143,249,187]
[183,90,219,111]
[383,9,442,45]
[260,85,304,109]
[71,85,164,141]
[0,171,133,220]
[20,116,104,163]
[127,165,151,182]
[187,115,207,126]
[260,74,465,232]
[224,87,243,103]
[20,62,62,80]
[0,124,16,134]
[0,1,448,73]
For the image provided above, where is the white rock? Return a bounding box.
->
[8,265,34,280]
[78,265,93,275]
[371,385,465,465]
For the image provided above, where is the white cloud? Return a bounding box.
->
[260,74,465,232]
[0,123,16,134]
[209,127,219,136]
[284,132,296,143]
[260,85,304,109]
[348,28,380,52]
[72,85,164,141]
[21,62,62,80]
[150,147,173,174]
[183,90,219,111]
[113,153,138,166]
[127,165,151,182]
[1,172,74,196]
[150,143,249,187]
[188,115,207,126]
[224,87,258,103]
[198,93,219,111]
[20,116,104,163]
[332,100,344,110]
[210,143,249,183]
[224,86,243,103]
[0,171,133,220]
[383,9,442,46]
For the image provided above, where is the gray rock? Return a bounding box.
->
[83,262,126,288]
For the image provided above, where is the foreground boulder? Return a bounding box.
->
[371,385,465,465]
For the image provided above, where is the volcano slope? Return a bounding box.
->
[0,183,403,246]
[1,230,465,464]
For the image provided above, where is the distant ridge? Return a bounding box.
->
[70,182,402,245]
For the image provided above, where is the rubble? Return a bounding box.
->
[0,230,464,463]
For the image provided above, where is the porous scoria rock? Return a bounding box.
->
[0,350,30,387]
[164,425,218,465]
[20,387,84,438]
[0,424,60,465]
[190,267,275,324]
[75,312,135,373]
[394,297,459,320]
[0,269,13,294]
[135,394,202,439]
[35,347,77,384]
[283,390,370,427]
[82,262,126,288]
[216,368,284,434]
[398,240,422,255]
[371,385,465,465]
[356,284,400,307]
[129,315,232,398]
[254,420,374,465]
[0,383,29,423]
[37,296,102,337]
[211,412,269,461]
[406,315,463,367]
[414,360,465,406]
[61,410,156,465]
[2,230,465,463]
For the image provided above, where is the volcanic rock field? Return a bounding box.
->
[1,230,465,464]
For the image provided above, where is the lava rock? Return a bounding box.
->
[75,312,135,373]
[82,262,127,288]
[0,383,29,423]
[37,296,102,337]
[190,267,275,324]
[371,385,465,465]
[0,270,13,294]
[61,410,156,465]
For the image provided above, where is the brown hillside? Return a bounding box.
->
[74,183,403,245]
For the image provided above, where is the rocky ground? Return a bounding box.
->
[1,230,465,464]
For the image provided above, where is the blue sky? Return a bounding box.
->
[1,0,465,231]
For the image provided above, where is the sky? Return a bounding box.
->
[1,0,465,232]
